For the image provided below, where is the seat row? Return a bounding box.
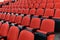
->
[0,13,41,28]
[0,0,57,40]
[0,12,57,33]
[0,8,60,19]
[10,2,54,9]
[0,0,16,5]
[0,18,55,40]
[0,12,59,32]
[13,0,60,9]
[17,0,51,4]
[1,0,60,9]
[6,2,60,9]
[0,12,55,30]
[17,0,60,4]
[1,1,60,9]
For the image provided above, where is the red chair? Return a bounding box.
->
[5,13,10,21]
[47,0,53,3]
[29,3,33,8]
[11,8,15,13]
[2,26,19,40]
[21,16,30,27]
[46,3,54,8]
[18,30,34,40]
[18,9,24,14]
[38,19,55,32]
[29,18,41,29]
[23,9,29,15]
[0,22,2,30]
[42,0,46,3]
[53,9,60,19]
[43,9,54,18]
[0,13,2,20]
[55,3,60,9]
[0,23,9,37]
[36,0,41,4]
[33,3,39,8]
[35,8,44,16]
[36,19,55,40]
[9,13,16,23]
[24,3,29,8]
[29,8,36,15]
[15,15,22,25]
[1,13,6,20]
[19,3,24,8]
[54,0,60,3]
[39,3,46,8]
[0,8,3,12]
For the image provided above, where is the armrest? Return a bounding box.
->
[35,30,55,40]
[47,34,55,40]
[48,16,52,19]
[31,28,40,33]
[0,36,7,40]
[5,2,9,5]
[35,31,47,40]
[25,27,40,33]
[37,30,55,36]
[0,36,3,39]
[43,16,49,18]
[18,25,27,30]
[46,32,55,36]
[22,26,27,29]
[37,30,47,34]
[53,17,60,19]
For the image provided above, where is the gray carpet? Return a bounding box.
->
[55,33,60,40]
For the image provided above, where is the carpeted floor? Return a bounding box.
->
[55,33,60,40]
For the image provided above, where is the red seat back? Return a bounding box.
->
[43,9,54,18]
[29,8,36,15]
[30,18,41,29]
[36,8,44,16]
[21,16,30,27]
[18,30,34,40]
[40,19,55,32]
[54,9,60,19]
[0,23,9,36]
[15,15,22,24]
[9,14,16,23]
[5,13,10,21]
[7,26,19,40]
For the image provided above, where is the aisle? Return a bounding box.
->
[55,33,60,40]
